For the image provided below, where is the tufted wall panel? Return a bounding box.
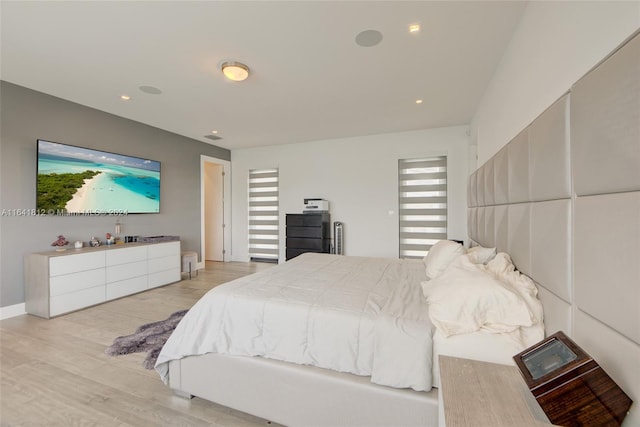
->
[483,206,496,248]
[506,130,530,204]
[574,192,640,345]
[530,199,572,303]
[536,286,571,337]
[468,171,477,208]
[506,203,532,276]
[483,158,495,206]
[476,167,485,207]
[493,146,509,205]
[494,205,508,252]
[467,31,639,426]
[476,207,487,246]
[572,34,640,196]
[529,96,571,201]
[467,207,477,242]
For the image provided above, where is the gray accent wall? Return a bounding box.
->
[0,81,230,307]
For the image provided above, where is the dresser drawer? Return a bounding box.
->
[148,241,180,258]
[286,226,323,238]
[106,260,147,283]
[49,251,105,277]
[50,268,106,297]
[50,285,105,316]
[107,276,148,300]
[106,245,147,266]
[286,237,323,250]
[148,255,180,274]
[286,214,325,227]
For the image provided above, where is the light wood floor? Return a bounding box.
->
[1,261,279,427]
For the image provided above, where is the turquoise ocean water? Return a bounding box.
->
[38,154,160,213]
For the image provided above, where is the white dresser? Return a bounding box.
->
[25,241,181,318]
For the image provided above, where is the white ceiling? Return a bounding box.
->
[1,1,527,150]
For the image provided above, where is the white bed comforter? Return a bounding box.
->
[156,253,435,391]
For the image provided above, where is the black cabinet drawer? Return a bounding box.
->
[286,237,323,251]
[286,226,323,238]
[286,214,324,227]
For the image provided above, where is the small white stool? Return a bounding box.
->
[181,251,198,279]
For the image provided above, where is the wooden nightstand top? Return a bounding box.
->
[439,355,557,427]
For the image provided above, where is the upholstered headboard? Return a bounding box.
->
[467,31,639,426]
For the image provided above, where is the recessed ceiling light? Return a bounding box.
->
[409,24,421,34]
[415,99,423,104]
[221,62,250,82]
[211,130,218,134]
[120,95,131,101]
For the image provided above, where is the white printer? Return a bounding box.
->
[303,198,329,213]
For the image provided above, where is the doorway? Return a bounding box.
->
[201,155,231,263]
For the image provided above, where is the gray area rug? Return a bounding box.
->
[105,309,188,369]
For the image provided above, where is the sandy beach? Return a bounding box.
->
[63,169,159,213]
[65,173,103,212]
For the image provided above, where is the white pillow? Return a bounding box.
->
[423,240,466,279]
[421,257,534,337]
[467,245,497,264]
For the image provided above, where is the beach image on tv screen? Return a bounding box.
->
[37,140,160,214]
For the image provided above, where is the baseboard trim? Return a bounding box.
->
[1,303,26,320]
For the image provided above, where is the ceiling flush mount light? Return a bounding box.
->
[409,24,421,34]
[221,61,250,82]
[415,99,423,104]
[120,95,131,101]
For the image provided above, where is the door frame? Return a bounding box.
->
[200,155,231,265]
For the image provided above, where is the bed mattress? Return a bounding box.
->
[156,252,435,391]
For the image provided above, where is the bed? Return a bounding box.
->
[157,248,544,426]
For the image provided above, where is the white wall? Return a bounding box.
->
[231,126,470,262]
[471,1,640,164]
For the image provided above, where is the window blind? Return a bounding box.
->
[398,156,447,259]
[248,168,279,262]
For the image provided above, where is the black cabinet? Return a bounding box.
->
[285,213,330,260]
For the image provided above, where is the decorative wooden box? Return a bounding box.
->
[513,331,632,426]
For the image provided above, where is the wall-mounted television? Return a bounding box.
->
[37,139,161,214]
